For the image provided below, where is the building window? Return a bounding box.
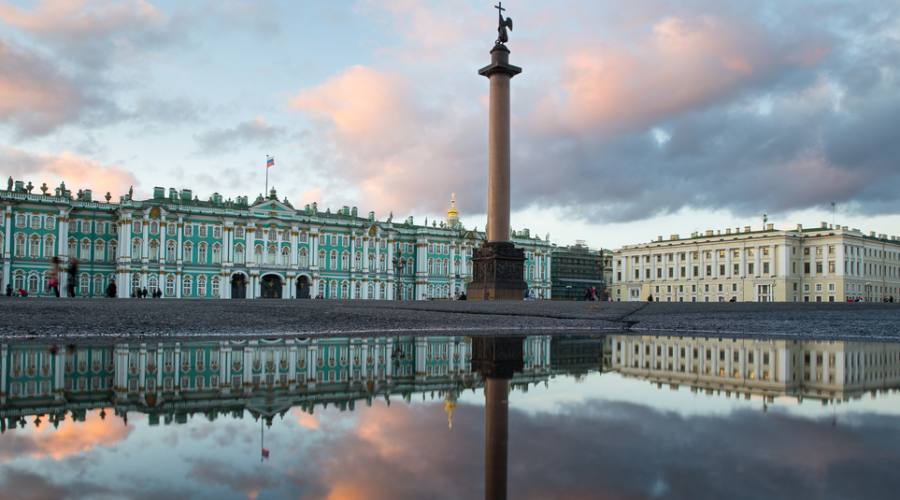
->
[762,262,769,274]
[211,276,220,297]
[43,236,55,258]
[167,241,176,262]
[234,244,244,264]
[197,275,207,296]
[198,243,208,264]
[30,235,41,258]
[166,275,175,297]
[212,243,222,264]
[183,276,192,297]
[184,224,193,237]
[184,242,193,263]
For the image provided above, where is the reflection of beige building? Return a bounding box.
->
[612,222,900,302]
[606,335,900,402]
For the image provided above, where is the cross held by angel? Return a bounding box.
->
[495,2,513,45]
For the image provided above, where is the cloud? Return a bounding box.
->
[0,409,132,463]
[0,39,89,137]
[193,117,287,155]
[1,148,138,199]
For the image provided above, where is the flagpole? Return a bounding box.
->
[260,419,264,463]
[265,156,269,197]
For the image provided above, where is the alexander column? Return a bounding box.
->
[469,2,527,301]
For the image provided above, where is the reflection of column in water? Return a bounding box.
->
[484,377,510,500]
[472,336,524,500]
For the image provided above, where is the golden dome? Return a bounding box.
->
[447,193,459,221]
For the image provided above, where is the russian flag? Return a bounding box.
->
[266,156,275,168]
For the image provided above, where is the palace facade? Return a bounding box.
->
[612,222,900,303]
[0,336,553,427]
[605,334,900,403]
[0,179,553,300]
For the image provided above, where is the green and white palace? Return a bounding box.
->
[0,178,553,300]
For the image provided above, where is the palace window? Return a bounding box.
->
[148,275,158,295]
[235,226,245,238]
[330,250,337,270]
[30,214,41,230]
[184,224,193,237]
[299,232,308,243]
[110,241,117,260]
[318,281,325,298]
[183,276,192,297]
[166,241,176,262]
[234,243,245,264]
[184,242,193,263]
[211,276,220,297]
[96,240,107,261]
[150,221,159,235]
[341,252,349,270]
[166,274,175,297]
[43,236,55,258]
[199,225,208,238]
[28,273,39,293]
[30,235,41,258]
[46,216,55,230]
[132,274,141,295]
[299,248,308,268]
[212,243,221,264]
[213,226,222,239]
[132,238,142,260]
[79,273,89,296]
[198,243,208,264]
[13,271,23,290]
[93,275,103,296]
[267,244,277,265]
[132,221,141,233]
[281,246,290,266]
[197,275,207,296]
[15,214,25,228]
[340,281,349,299]
[329,280,337,299]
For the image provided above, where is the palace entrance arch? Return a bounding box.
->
[296,275,311,299]
[231,273,247,299]
[261,274,283,299]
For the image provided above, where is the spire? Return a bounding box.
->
[447,193,460,227]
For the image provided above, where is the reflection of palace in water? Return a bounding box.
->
[605,335,900,402]
[0,336,552,428]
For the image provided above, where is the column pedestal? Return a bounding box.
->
[468,242,526,301]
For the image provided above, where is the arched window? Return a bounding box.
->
[317,281,325,298]
[299,248,308,268]
[318,250,325,268]
[95,240,106,262]
[267,244,277,265]
[197,275,207,296]
[46,216,55,230]
[132,238,142,260]
[131,274,141,296]
[149,240,159,261]
[281,246,290,266]
[79,273,89,296]
[198,243,208,264]
[354,281,361,299]
[66,237,75,258]
[368,254,375,271]
[150,221,159,234]
[165,274,176,297]
[29,235,41,258]
[341,252,349,270]
[330,251,337,270]
[354,252,361,270]
[211,276,220,297]
[166,241,176,262]
[367,284,374,299]
[15,235,25,258]
[234,243,245,264]
[268,228,276,241]
[340,281,348,299]
[182,275,192,297]
[427,258,433,275]
[184,242,193,264]
[109,241,117,261]
[93,275,103,296]
[255,244,263,262]
[148,275,159,295]
[380,255,386,272]
[79,238,91,260]
[13,271,24,290]
[329,280,337,299]
[212,243,222,264]
[43,236,55,258]
[380,282,386,299]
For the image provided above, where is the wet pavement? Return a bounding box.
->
[1,331,899,499]
[2,298,900,340]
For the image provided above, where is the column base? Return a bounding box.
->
[468,242,527,301]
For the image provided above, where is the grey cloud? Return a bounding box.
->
[193,119,287,155]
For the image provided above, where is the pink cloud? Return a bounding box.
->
[0,409,132,462]
[2,148,138,199]
[532,14,830,134]
[0,0,167,41]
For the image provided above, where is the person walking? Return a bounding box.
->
[5,284,12,297]
[106,280,117,298]
[66,258,79,298]
[141,287,148,299]
[48,257,61,297]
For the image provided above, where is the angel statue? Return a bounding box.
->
[495,3,513,45]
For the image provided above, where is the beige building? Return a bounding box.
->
[612,222,900,302]
[605,335,900,403]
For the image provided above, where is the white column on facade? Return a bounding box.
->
[141,213,150,260]
[388,238,395,273]
[56,209,69,294]
[836,242,845,276]
[310,228,319,269]
[290,226,299,267]
[2,207,11,290]
[726,248,733,279]
[350,232,356,271]
[754,246,761,277]
[699,249,706,280]
[810,245,817,277]
[780,243,790,277]
[375,237,381,274]
[363,236,370,273]
[770,244,777,277]
[712,250,719,279]
[159,217,167,264]
[176,217,184,262]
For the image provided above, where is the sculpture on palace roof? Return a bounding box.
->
[40,182,48,195]
[494,2,513,45]
[6,177,12,191]
[25,181,33,193]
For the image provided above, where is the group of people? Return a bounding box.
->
[583,286,600,301]
[131,287,163,299]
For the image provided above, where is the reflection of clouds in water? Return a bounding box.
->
[1,399,899,499]
[0,409,132,462]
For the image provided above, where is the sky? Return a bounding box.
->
[2,0,900,249]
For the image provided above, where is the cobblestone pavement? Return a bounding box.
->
[1,297,899,340]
